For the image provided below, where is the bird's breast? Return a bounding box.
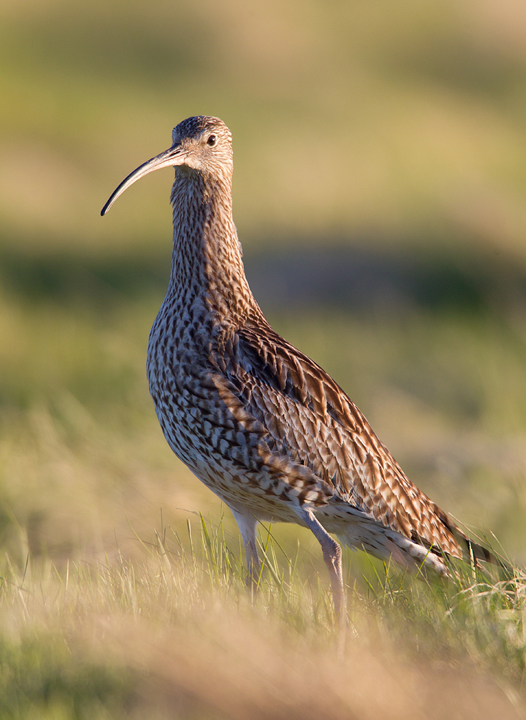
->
[146,296,232,467]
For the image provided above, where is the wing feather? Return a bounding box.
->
[210,318,466,558]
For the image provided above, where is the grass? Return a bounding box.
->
[1,286,526,716]
[2,1,526,714]
[0,516,525,719]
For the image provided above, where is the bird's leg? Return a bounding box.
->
[230,507,261,591]
[295,506,347,631]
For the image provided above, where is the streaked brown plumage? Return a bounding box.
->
[102,116,492,615]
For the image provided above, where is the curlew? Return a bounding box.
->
[102,116,493,618]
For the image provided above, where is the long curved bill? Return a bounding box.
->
[101,143,188,216]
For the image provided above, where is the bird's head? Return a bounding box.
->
[101,116,233,216]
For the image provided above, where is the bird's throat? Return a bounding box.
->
[168,170,255,323]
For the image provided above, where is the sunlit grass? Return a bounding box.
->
[0,515,524,719]
[2,0,526,715]
[0,279,524,715]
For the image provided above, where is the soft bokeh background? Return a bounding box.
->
[2,0,526,561]
[1,2,526,715]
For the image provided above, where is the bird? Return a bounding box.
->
[101,115,494,618]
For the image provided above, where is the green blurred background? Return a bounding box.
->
[1,0,526,566]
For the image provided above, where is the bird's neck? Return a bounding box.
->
[167,169,257,323]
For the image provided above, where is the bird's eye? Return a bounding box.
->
[207,135,217,146]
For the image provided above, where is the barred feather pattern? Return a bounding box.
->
[142,116,492,576]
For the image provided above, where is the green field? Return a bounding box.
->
[1,0,526,716]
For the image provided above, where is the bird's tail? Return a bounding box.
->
[451,526,512,576]
[333,509,510,578]
[324,501,511,577]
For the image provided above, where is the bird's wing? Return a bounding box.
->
[209,317,473,559]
